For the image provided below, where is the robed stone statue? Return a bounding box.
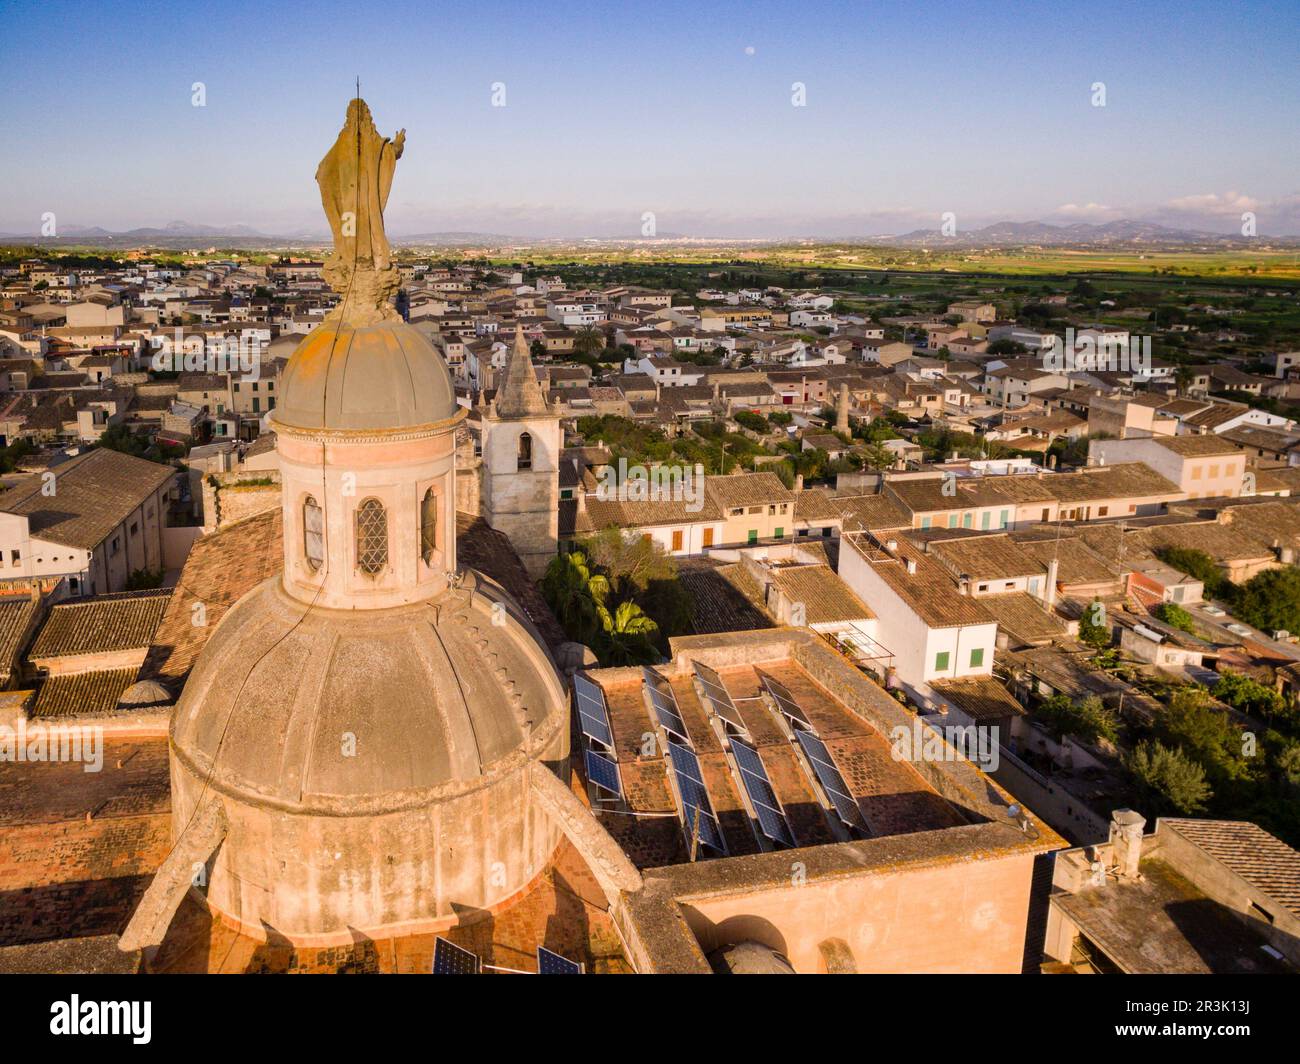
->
[316,98,405,324]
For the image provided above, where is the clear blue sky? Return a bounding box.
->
[2,0,1297,236]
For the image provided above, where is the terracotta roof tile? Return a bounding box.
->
[30,590,170,661]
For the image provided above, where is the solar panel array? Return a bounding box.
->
[584,748,622,797]
[537,946,584,975]
[795,729,868,833]
[642,666,691,745]
[573,673,613,749]
[761,673,814,733]
[667,741,726,853]
[729,736,796,848]
[433,936,481,975]
[691,660,746,732]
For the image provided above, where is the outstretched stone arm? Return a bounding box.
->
[118,799,228,953]
[529,762,642,902]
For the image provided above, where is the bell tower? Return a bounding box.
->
[481,325,561,577]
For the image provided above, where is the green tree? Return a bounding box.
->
[1126,740,1212,815]
[1233,566,1300,635]
[1078,598,1111,650]
[1158,688,1248,783]
[541,550,607,646]
[1155,546,1234,601]
[1036,694,1120,745]
[595,599,659,666]
[1153,602,1196,633]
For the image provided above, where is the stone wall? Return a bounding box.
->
[202,470,282,533]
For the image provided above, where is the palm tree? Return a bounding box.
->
[541,550,608,645]
[596,600,659,666]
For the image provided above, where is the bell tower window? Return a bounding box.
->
[355,498,389,576]
[304,495,324,571]
[517,431,532,471]
[421,487,438,565]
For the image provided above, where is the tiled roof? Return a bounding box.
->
[0,596,39,673]
[30,590,170,660]
[31,667,139,718]
[932,676,1027,723]
[1051,463,1181,503]
[1155,435,1242,457]
[843,533,992,629]
[678,564,774,635]
[141,509,283,685]
[768,564,875,623]
[705,471,795,509]
[0,449,175,550]
[1163,819,1300,919]
[833,494,911,533]
[928,534,1045,582]
[1014,533,1122,586]
[977,592,1068,645]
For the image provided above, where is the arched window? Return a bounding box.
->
[303,495,324,571]
[517,431,532,471]
[420,487,438,565]
[355,498,388,576]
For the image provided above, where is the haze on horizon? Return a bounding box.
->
[2,0,1298,239]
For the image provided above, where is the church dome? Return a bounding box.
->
[171,569,565,812]
[274,319,457,433]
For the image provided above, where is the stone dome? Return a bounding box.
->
[171,568,566,813]
[117,679,172,709]
[275,319,457,433]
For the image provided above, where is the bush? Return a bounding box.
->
[1036,694,1120,745]
[1155,546,1235,601]
[1153,602,1196,633]
[1078,598,1111,649]
[1126,740,1212,815]
[1233,566,1300,636]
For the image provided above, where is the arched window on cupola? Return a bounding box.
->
[355,498,389,576]
[303,495,324,571]
[517,431,532,471]
[420,487,438,566]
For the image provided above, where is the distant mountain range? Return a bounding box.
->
[877,219,1287,247]
[1,217,1295,249]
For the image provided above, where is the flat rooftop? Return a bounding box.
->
[585,654,965,869]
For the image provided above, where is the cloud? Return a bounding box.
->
[1163,191,1259,215]
[1051,202,1119,220]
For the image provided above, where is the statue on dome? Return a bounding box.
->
[315,97,405,324]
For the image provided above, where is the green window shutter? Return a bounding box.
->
[970,647,984,668]
[935,651,950,671]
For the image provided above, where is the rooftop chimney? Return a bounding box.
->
[904,558,917,575]
[1109,809,1146,879]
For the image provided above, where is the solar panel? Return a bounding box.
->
[584,748,622,797]
[691,660,746,733]
[537,946,584,975]
[643,666,691,745]
[795,730,868,833]
[433,937,480,975]
[761,673,815,733]
[573,673,613,748]
[667,741,726,853]
[729,736,796,848]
